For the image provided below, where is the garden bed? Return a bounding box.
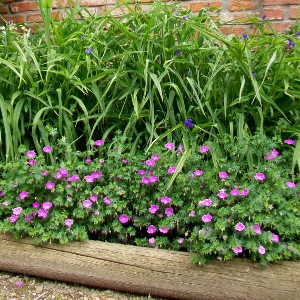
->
[0,233,299,300]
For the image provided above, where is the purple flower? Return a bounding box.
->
[90,194,98,202]
[200,145,209,153]
[149,204,159,214]
[85,175,94,183]
[287,181,296,188]
[94,139,104,147]
[168,166,176,174]
[2,200,8,206]
[161,196,171,205]
[219,172,228,179]
[232,246,243,254]
[242,33,247,39]
[42,170,49,177]
[176,49,181,55]
[142,177,150,185]
[177,238,184,244]
[83,200,92,209]
[19,191,28,200]
[28,159,37,166]
[234,222,245,232]
[285,139,294,145]
[46,181,55,190]
[0,191,4,197]
[146,159,155,167]
[288,246,293,252]
[85,157,92,164]
[177,145,184,156]
[9,215,18,223]
[159,226,169,234]
[37,209,48,219]
[149,237,155,245]
[81,34,85,39]
[32,202,40,209]
[198,199,212,207]
[217,189,227,199]
[252,70,257,79]
[12,207,22,215]
[42,201,52,210]
[65,218,73,227]
[253,224,261,235]
[103,196,111,205]
[194,170,203,176]
[91,171,102,179]
[59,168,68,178]
[189,210,196,218]
[165,207,173,217]
[165,142,174,150]
[184,119,193,128]
[119,214,128,224]
[121,158,127,164]
[262,14,266,19]
[258,245,266,255]
[202,214,212,223]
[86,47,92,54]
[149,176,158,183]
[231,188,239,196]
[27,151,35,158]
[17,281,22,287]
[151,154,160,161]
[43,146,52,153]
[67,197,72,202]
[271,233,279,243]
[254,172,265,181]
[147,225,157,235]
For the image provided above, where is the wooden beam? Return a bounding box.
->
[0,233,299,299]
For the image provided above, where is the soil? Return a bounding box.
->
[0,271,163,300]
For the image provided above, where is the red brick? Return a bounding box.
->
[3,0,14,3]
[101,6,134,16]
[182,2,222,12]
[263,0,299,5]
[263,8,284,20]
[81,0,115,6]
[290,6,300,19]
[10,2,38,13]
[220,26,248,35]
[264,21,292,32]
[220,12,259,23]
[28,10,61,22]
[1,14,26,23]
[229,1,255,11]
[0,5,8,13]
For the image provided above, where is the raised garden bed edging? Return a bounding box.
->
[0,233,299,300]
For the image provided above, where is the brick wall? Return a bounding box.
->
[0,0,299,34]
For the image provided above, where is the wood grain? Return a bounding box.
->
[0,233,299,299]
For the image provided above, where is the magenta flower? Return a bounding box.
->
[258,245,266,255]
[94,139,104,147]
[234,222,245,232]
[159,226,169,234]
[177,238,184,244]
[217,189,227,199]
[25,214,33,222]
[147,225,157,234]
[194,170,203,176]
[231,188,239,196]
[149,176,158,183]
[37,209,48,219]
[271,233,279,243]
[151,154,160,161]
[148,169,153,175]
[149,204,159,214]
[17,281,22,287]
[32,202,40,209]
[83,200,92,209]
[161,196,171,205]
[85,175,94,183]
[165,207,173,217]
[71,174,80,181]
[285,139,294,145]
[85,157,92,164]
[19,191,28,200]
[219,172,228,179]
[189,210,196,218]
[138,170,146,175]
[12,207,22,215]
[287,182,296,188]
[0,191,3,197]
[103,196,111,205]
[43,146,52,153]
[288,246,293,252]
[91,171,102,179]
[90,194,98,202]
[65,219,73,227]
[168,166,176,174]
[201,199,212,206]
[43,201,52,210]
[200,145,209,153]
[177,145,184,156]
[149,237,155,245]
[119,214,128,224]
[239,189,249,196]
[27,150,35,158]
[253,224,261,235]
[28,159,37,166]
[254,172,265,181]
[46,181,55,190]
[232,246,243,254]
[67,197,72,202]
[141,177,150,185]
[202,214,212,223]
[146,159,155,167]
[59,168,68,178]
[9,215,18,223]
[54,172,61,180]
[165,142,174,150]
[121,158,127,164]
[42,170,49,177]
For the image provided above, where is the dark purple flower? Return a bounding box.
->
[242,33,247,39]
[184,119,193,128]
[262,14,266,19]
[176,49,181,55]
[252,70,257,79]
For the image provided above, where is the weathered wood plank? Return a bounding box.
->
[0,233,299,300]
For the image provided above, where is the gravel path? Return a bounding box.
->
[0,271,163,300]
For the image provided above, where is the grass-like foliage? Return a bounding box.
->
[0,129,299,265]
[0,0,300,168]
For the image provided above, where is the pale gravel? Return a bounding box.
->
[0,271,164,300]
